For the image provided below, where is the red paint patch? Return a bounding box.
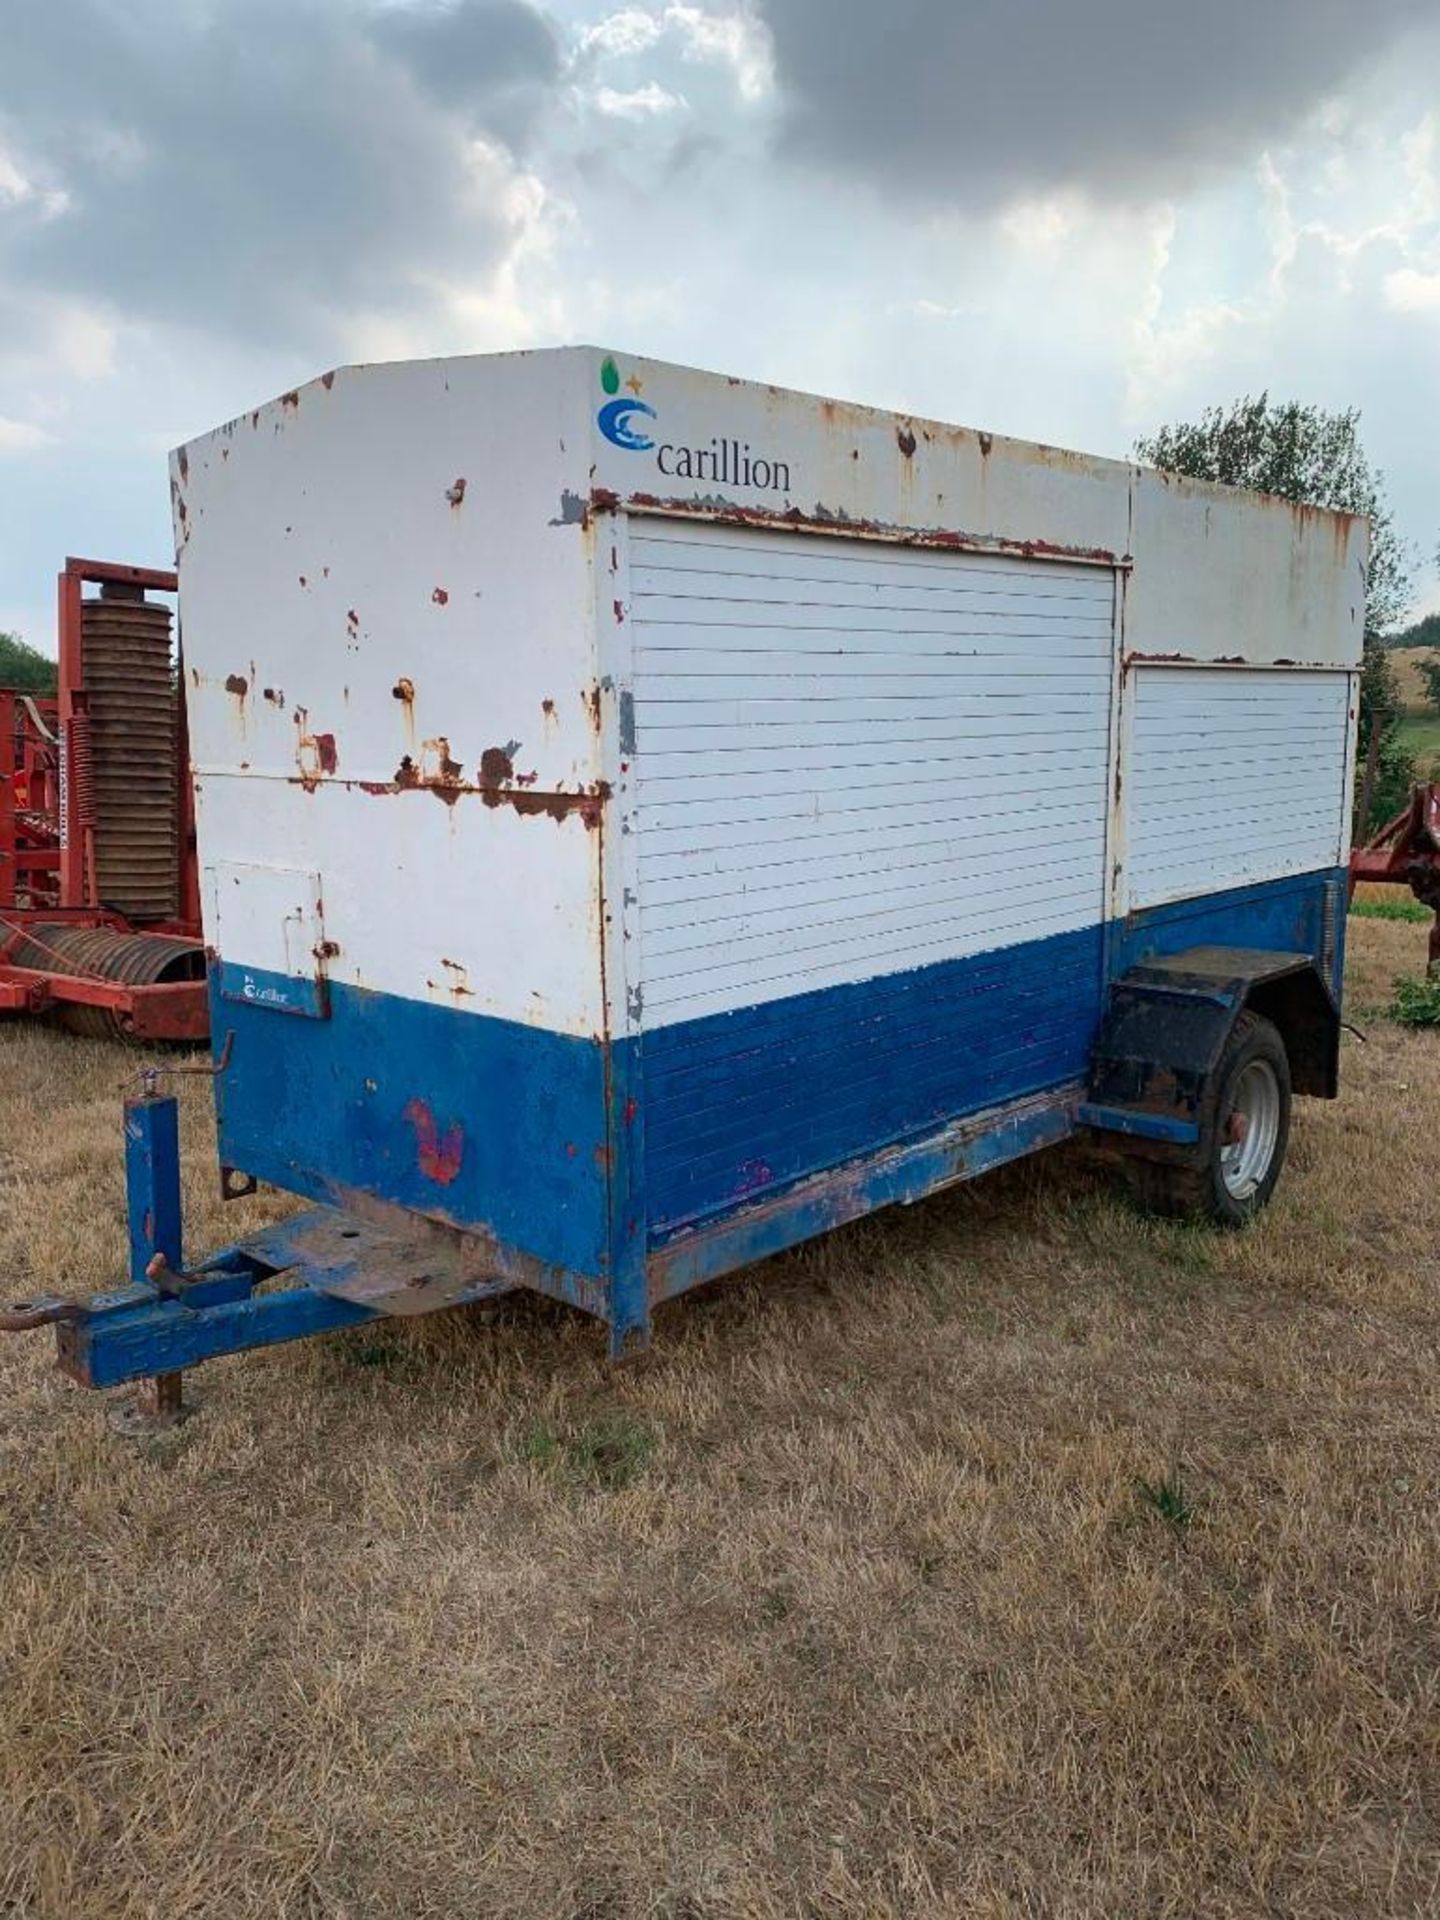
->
[404,1098,464,1186]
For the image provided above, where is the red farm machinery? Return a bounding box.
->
[1350,780,1440,974]
[0,559,207,1043]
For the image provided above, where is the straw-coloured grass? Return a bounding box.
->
[1,912,1438,1917]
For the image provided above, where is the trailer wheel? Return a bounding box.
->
[1137,1011,1292,1227]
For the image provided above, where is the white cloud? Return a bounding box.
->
[1385,267,1440,312]
[593,80,688,116]
[666,4,773,102]
[579,8,666,57]
[0,143,69,219]
[576,4,773,105]
[0,417,57,453]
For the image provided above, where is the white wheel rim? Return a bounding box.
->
[1219,1059,1281,1202]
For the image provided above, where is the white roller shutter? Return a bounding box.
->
[1125,666,1354,909]
[628,520,1117,1028]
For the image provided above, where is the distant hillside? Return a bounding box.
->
[1385,612,1440,651]
[1390,645,1440,711]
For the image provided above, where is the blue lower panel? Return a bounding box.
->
[641,868,1343,1246]
[212,968,611,1281]
[641,921,1106,1240]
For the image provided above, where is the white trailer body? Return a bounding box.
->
[171,349,1364,1351]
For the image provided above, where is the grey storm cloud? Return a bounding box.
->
[755,0,1440,202]
[0,0,562,349]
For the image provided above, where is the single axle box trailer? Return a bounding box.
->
[4,349,1365,1399]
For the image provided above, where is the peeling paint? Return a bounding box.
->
[403,1098,463,1185]
[550,489,589,527]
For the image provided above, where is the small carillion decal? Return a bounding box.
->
[595,355,792,494]
[596,356,657,452]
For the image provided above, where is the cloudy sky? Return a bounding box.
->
[2,0,1439,650]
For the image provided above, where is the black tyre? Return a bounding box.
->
[1135,1011,1292,1227]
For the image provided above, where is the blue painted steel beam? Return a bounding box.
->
[648,1084,1080,1303]
[1076,1103,1201,1146]
[124,1091,183,1287]
[57,1284,378,1391]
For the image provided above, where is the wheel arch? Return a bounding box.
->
[1081,945,1339,1153]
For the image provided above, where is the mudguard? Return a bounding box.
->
[1080,945,1340,1148]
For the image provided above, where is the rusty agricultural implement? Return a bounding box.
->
[1349,780,1440,972]
[0,559,207,1043]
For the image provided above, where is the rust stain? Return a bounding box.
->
[346,609,359,635]
[321,370,335,391]
[446,477,467,508]
[432,586,449,606]
[598,490,1120,568]
[224,673,249,699]
[479,744,515,788]
[541,697,556,717]
[298,574,307,588]
[296,725,338,790]
[403,1098,463,1186]
[439,957,476,1000]
[263,686,284,707]
[392,677,415,704]
[349,753,609,825]
[897,425,917,459]
[280,390,300,410]
[176,447,188,483]
[613,599,625,624]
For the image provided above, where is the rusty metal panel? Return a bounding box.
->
[173,351,607,1040]
[586,349,1133,563]
[1124,469,1367,670]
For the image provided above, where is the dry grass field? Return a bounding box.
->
[2,909,1439,1918]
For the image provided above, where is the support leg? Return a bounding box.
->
[121,1086,186,1428]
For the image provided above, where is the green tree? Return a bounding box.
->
[1136,395,1415,829]
[0,632,58,696]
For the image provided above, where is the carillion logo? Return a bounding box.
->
[595,357,792,495]
[596,356,657,451]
